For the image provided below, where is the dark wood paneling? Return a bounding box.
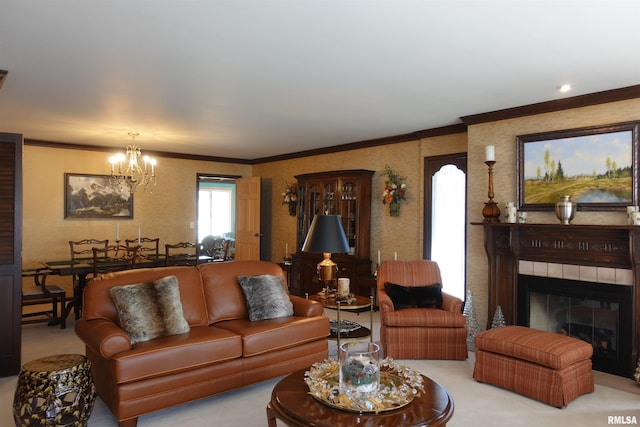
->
[0,132,22,377]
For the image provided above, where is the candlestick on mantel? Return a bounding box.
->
[138,227,141,243]
[116,223,120,241]
[485,145,495,162]
[482,160,501,223]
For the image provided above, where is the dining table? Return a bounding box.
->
[42,254,216,320]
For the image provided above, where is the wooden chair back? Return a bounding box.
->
[165,242,198,266]
[69,239,109,262]
[125,237,160,258]
[92,244,139,277]
[199,235,229,260]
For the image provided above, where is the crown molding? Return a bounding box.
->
[461,84,640,126]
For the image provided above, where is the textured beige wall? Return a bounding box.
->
[467,98,640,328]
[22,145,251,269]
[24,97,638,328]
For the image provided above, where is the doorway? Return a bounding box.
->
[424,153,467,300]
[197,175,238,243]
[196,174,262,261]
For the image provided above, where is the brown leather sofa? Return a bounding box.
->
[75,261,329,427]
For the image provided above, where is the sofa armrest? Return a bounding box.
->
[377,289,395,314]
[290,295,324,317]
[75,318,132,358]
[442,292,463,313]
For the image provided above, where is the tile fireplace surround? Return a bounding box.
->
[478,223,640,378]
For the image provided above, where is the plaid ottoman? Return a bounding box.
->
[473,326,594,407]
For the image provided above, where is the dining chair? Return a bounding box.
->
[92,244,140,278]
[165,242,199,266]
[125,237,160,259]
[67,239,109,319]
[199,235,228,260]
[69,239,109,262]
[21,268,66,329]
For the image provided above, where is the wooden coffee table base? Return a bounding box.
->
[267,368,454,427]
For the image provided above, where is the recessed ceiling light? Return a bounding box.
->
[558,84,572,93]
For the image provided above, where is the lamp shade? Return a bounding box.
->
[301,215,350,254]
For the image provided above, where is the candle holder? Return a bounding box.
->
[482,160,501,223]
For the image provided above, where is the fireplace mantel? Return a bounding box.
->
[475,222,640,376]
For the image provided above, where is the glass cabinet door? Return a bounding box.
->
[322,181,336,214]
[340,180,357,253]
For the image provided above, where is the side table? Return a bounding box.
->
[13,354,96,427]
[308,294,373,349]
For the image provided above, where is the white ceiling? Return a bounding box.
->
[2,1,640,160]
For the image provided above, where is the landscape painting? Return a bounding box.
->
[65,173,133,219]
[517,122,639,211]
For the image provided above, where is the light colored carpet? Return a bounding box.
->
[2,309,639,426]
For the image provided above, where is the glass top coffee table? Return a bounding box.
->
[266,368,454,427]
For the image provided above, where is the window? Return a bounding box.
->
[197,180,236,242]
[424,154,467,300]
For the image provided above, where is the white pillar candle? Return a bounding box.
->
[285,243,288,256]
[138,227,141,243]
[338,278,350,297]
[116,223,120,241]
[377,250,381,265]
[394,252,398,261]
[485,145,495,162]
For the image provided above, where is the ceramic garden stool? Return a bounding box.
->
[473,325,594,408]
[13,354,96,427]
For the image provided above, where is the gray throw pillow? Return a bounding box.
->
[110,275,190,344]
[238,274,294,321]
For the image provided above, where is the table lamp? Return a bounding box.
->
[301,214,350,290]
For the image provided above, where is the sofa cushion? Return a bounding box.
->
[238,274,294,321]
[384,282,443,309]
[111,325,243,384]
[215,316,330,357]
[382,307,466,328]
[110,276,190,344]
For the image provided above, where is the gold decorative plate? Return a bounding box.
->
[304,358,424,413]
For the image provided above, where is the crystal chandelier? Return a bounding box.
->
[109,132,157,193]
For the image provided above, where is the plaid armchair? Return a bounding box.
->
[377,260,468,360]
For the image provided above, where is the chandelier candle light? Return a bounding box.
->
[482,145,501,223]
[109,132,157,193]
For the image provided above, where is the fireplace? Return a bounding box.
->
[517,274,632,376]
[478,223,640,378]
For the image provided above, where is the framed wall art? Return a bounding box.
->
[65,173,133,219]
[516,121,639,211]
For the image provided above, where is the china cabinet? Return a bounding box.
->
[290,170,374,297]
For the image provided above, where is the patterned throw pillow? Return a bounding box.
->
[238,274,294,321]
[110,275,190,344]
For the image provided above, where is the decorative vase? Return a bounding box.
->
[288,203,297,216]
[389,201,400,217]
[339,342,380,393]
[555,195,576,225]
